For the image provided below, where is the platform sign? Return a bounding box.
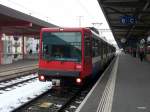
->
[120,16,137,25]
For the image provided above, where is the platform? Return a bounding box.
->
[0,59,38,72]
[76,53,150,112]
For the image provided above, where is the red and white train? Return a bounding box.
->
[38,27,115,85]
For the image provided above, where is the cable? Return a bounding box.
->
[73,0,99,23]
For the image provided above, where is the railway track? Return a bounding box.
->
[0,64,52,112]
[0,62,111,112]
[0,75,51,112]
[0,73,98,112]
[0,65,83,112]
[8,68,104,112]
[13,78,97,112]
[0,64,39,91]
[13,86,82,112]
[0,64,37,73]
[0,65,38,82]
[0,74,38,91]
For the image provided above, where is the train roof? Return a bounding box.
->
[42,27,99,32]
[41,27,90,32]
[87,27,99,34]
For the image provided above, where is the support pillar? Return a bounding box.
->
[22,35,25,59]
[0,33,3,64]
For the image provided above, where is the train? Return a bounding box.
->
[38,27,116,85]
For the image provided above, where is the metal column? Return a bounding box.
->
[0,33,3,64]
[22,35,25,59]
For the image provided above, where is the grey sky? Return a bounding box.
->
[0,0,116,44]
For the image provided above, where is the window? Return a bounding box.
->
[42,32,82,62]
[92,35,99,57]
[84,33,91,57]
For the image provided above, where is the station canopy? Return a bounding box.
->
[0,4,57,36]
[98,0,150,48]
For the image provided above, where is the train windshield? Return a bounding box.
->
[42,32,82,62]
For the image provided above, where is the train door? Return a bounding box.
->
[83,31,92,76]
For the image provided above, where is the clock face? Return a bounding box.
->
[121,38,126,43]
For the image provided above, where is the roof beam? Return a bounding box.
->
[106,11,150,15]
[125,0,150,38]
[104,7,129,16]
[112,25,150,29]
[5,32,39,36]
[103,1,144,8]
[114,30,145,33]
[0,21,32,27]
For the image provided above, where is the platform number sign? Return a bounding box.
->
[120,16,137,25]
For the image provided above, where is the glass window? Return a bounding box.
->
[92,37,99,57]
[84,33,91,56]
[42,32,82,62]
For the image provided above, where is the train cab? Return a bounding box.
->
[38,28,92,85]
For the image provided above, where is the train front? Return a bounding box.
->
[38,28,83,85]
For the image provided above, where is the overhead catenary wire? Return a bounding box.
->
[74,0,95,20]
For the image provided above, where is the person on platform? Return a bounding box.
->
[139,48,144,61]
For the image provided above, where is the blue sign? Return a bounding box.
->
[120,16,137,25]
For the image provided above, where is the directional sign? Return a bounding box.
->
[120,16,137,25]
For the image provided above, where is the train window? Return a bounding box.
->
[95,40,99,56]
[92,38,99,57]
[103,43,106,55]
[84,33,91,57]
[92,38,95,57]
[101,41,104,58]
[42,32,82,62]
[98,40,101,56]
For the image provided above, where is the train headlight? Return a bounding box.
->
[39,75,45,81]
[76,78,82,84]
